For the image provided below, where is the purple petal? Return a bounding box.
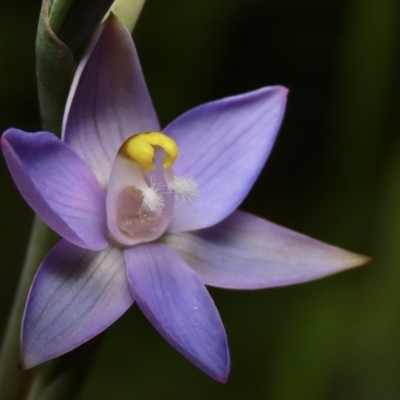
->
[163,210,369,289]
[21,240,133,369]
[63,14,159,187]
[165,86,287,232]
[124,243,230,382]
[2,129,108,250]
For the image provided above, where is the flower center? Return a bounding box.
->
[105,131,198,247]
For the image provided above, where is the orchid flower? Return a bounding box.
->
[1,14,368,382]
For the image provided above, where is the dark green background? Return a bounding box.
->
[1,0,400,399]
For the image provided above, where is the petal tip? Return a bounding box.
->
[1,131,8,143]
[321,247,371,278]
[2,127,16,138]
[276,85,289,96]
[19,353,39,370]
[264,85,289,99]
[1,128,19,150]
[200,361,230,383]
[204,340,230,383]
[220,375,229,384]
[214,361,230,384]
[274,86,289,105]
[345,253,372,269]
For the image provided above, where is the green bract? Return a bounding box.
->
[36,0,146,134]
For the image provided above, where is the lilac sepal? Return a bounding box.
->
[63,13,159,187]
[165,86,288,232]
[163,210,370,289]
[1,129,108,250]
[124,243,230,382]
[21,240,133,369]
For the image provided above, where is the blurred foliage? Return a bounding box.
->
[0,0,399,399]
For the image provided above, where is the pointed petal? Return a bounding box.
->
[21,240,133,369]
[63,14,159,187]
[163,211,369,289]
[124,243,230,382]
[165,86,287,232]
[2,129,108,250]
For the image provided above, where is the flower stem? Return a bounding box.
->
[0,216,58,400]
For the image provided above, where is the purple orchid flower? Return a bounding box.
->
[1,14,368,382]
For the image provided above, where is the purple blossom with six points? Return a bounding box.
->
[1,14,368,382]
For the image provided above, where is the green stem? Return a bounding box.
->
[0,217,58,400]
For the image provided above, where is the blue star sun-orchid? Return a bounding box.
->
[1,14,367,382]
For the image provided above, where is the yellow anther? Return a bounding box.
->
[122,132,179,170]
